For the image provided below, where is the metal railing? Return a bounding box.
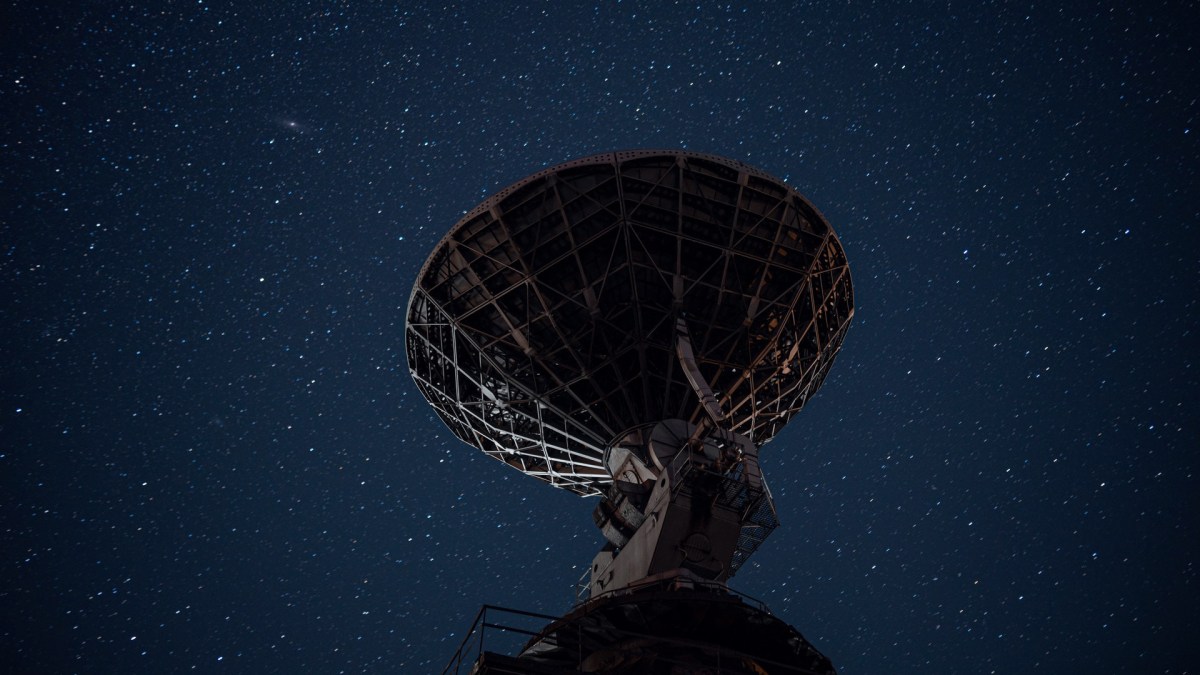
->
[441,589,832,675]
[442,604,562,675]
[666,450,780,575]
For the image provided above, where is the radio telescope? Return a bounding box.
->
[406,150,853,673]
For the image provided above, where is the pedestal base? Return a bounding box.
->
[447,574,835,675]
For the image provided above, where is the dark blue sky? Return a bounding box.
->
[3,2,1197,672]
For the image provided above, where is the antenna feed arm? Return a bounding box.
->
[674,317,727,427]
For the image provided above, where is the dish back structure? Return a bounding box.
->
[406,150,854,496]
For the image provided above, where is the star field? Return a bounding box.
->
[3,2,1197,672]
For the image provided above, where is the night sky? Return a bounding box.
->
[4,2,1197,673]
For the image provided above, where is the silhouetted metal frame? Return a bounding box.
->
[442,585,833,674]
[406,150,854,496]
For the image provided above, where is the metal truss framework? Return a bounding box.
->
[406,150,854,495]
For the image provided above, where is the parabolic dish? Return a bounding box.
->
[405,150,854,495]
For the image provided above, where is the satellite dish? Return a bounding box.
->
[406,150,853,495]
[410,151,853,672]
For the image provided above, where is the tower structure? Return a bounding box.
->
[406,150,854,673]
